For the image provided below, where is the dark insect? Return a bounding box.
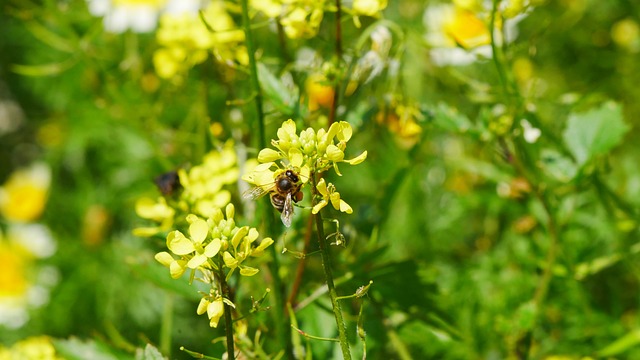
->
[243,169,304,227]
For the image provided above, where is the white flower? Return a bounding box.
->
[87,0,167,33]
[521,119,541,143]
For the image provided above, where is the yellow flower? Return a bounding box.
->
[0,163,50,222]
[312,178,353,214]
[153,1,246,79]
[352,0,388,17]
[133,197,175,237]
[281,6,325,39]
[197,295,225,328]
[0,336,62,360]
[0,241,29,298]
[305,73,335,111]
[166,215,221,269]
[0,225,57,329]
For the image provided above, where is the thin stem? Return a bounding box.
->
[490,0,511,102]
[310,174,352,360]
[160,292,173,357]
[240,1,292,357]
[218,269,235,359]
[291,325,340,342]
[239,0,266,150]
[329,0,343,126]
[287,214,314,306]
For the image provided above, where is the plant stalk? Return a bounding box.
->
[239,0,266,149]
[329,0,343,126]
[310,174,352,360]
[218,270,235,359]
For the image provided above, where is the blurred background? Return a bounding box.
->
[1,0,640,358]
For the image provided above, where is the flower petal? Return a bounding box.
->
[167,231,195,255]
[326,144,345,162]
[344,150,368,165]
[288,148,303,167]
[204,238,222,257]
[337,121,353,142]
[316,178,328,196]
[207,298,225,328]
[187,254,207,269]
[258,148,282,163]
[240,266,259,276]
[223,251,238,268]
[197,298,209,315]
[169,260,187,279]
[339,199,353,214]
[254,237,274,253]
[312,199,328,214]
[155,251,174,267]
[189,219,209,244]
[231,226,248,249]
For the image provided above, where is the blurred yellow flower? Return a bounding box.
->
[0,336,62,360]
[281,6,325,39]
[305,73,335,111]
[154,1,247,80]
[376,100,423,149]
[0,163,50,222]
[352,0,388,17]
[611,18,640,52]
[0,225,57,329]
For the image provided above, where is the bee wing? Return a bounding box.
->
[280,193,294,228]
[242,184,273,200]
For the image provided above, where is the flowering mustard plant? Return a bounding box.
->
[153,1,247,80]
[243,119,367,222]
[155,203,273,327]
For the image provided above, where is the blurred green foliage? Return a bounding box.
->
[1,0,640,359]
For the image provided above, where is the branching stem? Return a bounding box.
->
[310,173,352,360]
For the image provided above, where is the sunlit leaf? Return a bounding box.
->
[563,101,629,166]
[257,63,296,116]
[11,56,79,76]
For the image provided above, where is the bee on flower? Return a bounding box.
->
[243,119,367,226]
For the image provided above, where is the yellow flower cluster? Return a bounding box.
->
[251,0,388,39]
[155,204,273,280]
[135,142,239,237]
[0,336,62,360]
[155,204,273,327]
[0,164,57,329]
[0,163,50,223]
[243,119,367,215]
[153,1,247,80]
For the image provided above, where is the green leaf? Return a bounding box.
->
[598,329,640,357]
[257,63,296,116]
[563,101,629,166]
[135,344,166,360]
[24,21,77,53]
[53,338,128,360]
[11,56,79,76]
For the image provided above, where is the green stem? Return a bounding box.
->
[240,1,292,358]
[329,0,343,126]
[291,325,340,342]
[160,292,173,357]
[218,269,235,359]
[310,174,352,360]
[490,0,511,102]
[240,0,266,149]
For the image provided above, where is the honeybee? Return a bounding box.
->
[243,169,304,227]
